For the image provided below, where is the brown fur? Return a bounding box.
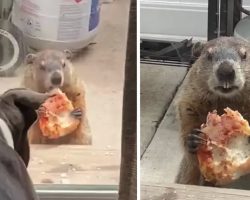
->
[22,50,92,145]
[175,37,250,185]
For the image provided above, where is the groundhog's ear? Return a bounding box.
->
[192,42,205,58]
[25,53,36,64]
[63,49,72,60]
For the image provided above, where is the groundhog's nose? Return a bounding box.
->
[51,72,62,85]
[216,62,235,82]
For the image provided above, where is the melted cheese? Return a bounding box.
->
[198,107,250,184]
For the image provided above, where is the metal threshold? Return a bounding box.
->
[35,184,118,200]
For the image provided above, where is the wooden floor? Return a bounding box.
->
[28,145,120,185]
[141,184,250,200]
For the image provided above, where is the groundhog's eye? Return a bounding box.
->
[62,60,66,68]
[239,48,247,60]
[207,52,213,61]
[40,65,46,71]
[40,61,46,71]
[242,52,247,60]
[206,47,213,61]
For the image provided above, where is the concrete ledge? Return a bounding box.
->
[140,64,187,156]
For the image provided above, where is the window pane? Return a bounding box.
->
[0,0,129,187]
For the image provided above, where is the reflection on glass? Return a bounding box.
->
[0,33,14,66]
[0,0,128,190]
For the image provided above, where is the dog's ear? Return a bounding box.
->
[11,105,35,167]
[192,42,205,58]
[3,89,50,166]
[1,89,51,167]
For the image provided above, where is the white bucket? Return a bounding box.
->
[234,15,250,43]
[11,0,100,51]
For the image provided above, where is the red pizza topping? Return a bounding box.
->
[197,107,250,185]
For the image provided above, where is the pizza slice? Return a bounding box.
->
[197,107,250,185]
[37,89,80,139]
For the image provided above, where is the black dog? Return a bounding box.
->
[0,88,51,200]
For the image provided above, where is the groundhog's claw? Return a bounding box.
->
[71,108,82,119]
[187,129,206,154]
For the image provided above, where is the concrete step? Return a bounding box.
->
[140,63,187,156]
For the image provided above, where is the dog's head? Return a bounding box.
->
[0,89,49,166]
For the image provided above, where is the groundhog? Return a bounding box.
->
[22,49,92,145]
[175,37,250,186]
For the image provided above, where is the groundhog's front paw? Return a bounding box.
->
[187,129,206,154]
[71,108,82,119]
